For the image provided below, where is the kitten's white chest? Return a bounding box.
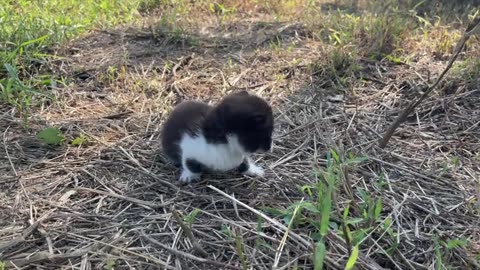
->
[179,133,244,171]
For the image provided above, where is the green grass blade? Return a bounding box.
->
[320,192,332,236]
[345,244,359,270]
[374,198,383,220]
[434,235,443,270]
[19,34,50,47]
[314,240,327,270]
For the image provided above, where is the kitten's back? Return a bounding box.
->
[161,101,211,165]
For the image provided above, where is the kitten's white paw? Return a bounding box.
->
[244,164,265,177]
[179,170,201,183]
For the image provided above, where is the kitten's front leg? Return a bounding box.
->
[238,156,265,177]
[179,169,201,183]
[179,158,204,183]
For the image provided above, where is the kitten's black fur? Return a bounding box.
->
[161,90,273,167]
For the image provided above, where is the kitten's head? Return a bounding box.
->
[214,90,274,154]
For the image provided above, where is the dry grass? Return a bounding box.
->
[1,1,480,269]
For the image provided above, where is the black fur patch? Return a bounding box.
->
[237,159,249,173]
[186,158,206,173]
[207,91,274,153]
[161,101,214,165]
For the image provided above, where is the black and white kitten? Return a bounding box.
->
[161,90,273,183]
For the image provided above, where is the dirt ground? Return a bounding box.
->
[1,3,480,269]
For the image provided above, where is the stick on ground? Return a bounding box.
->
[379,17,480,148]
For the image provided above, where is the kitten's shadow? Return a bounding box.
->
[154,148,269,195]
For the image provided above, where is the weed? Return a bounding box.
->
[221,223,232,239]
[233,228,248,270]
[309,46,359,89]
[385,47,416,65]
[445,237,468,250]
[268,36,283,51]
[37,127,65,146]
[138,0,163,13]
[184,208,201,229]
[254,217,276,252]
[209,2,236,16]
[452,56,480,85]
[70,134,89,147]
[357,188,383,227]
[0,0,150,113]
[362,14,407,58]
[104,258,116,270]
[265,149,370,269]
[152,13,192,46]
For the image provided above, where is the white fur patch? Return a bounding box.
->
[177,132,266,182]
[179,170,201,183]
[244,162,265,177]
[180,133,244,168]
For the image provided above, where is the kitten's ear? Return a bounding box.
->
[233,90,249,96]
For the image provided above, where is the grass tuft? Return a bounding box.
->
[0,0,150,114]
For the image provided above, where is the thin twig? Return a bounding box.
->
[75,187,172,210]
[379,18,480,148]
[273,198,303,269]
[0,222,39,254]
[66,232,176,270]
[171,208,209,258]
[140,231,242,270]
[6,249,89,268]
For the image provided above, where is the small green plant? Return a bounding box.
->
[138,0,163,13]
[37,127,64,145]
[268,36,283,51]
[209,2,236,16]
[0,63,49,117]
[452,57,480,84]
[254,217,275,252]
[309,46,359,89]
[221,223,232,239]
[375,172,388,189]
[265,149,368,269]
[431,235,470,270]
[312,150,341,269]
[0,261,5,270]
[104,258,115,270]
[233,228,248,270]
[70,134,88,146]
[184,208,201,229]
[444,237,468,250]
[357,188,383,227]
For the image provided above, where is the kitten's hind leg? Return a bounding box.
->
[179,158,204,183]
[238,157,264,177]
